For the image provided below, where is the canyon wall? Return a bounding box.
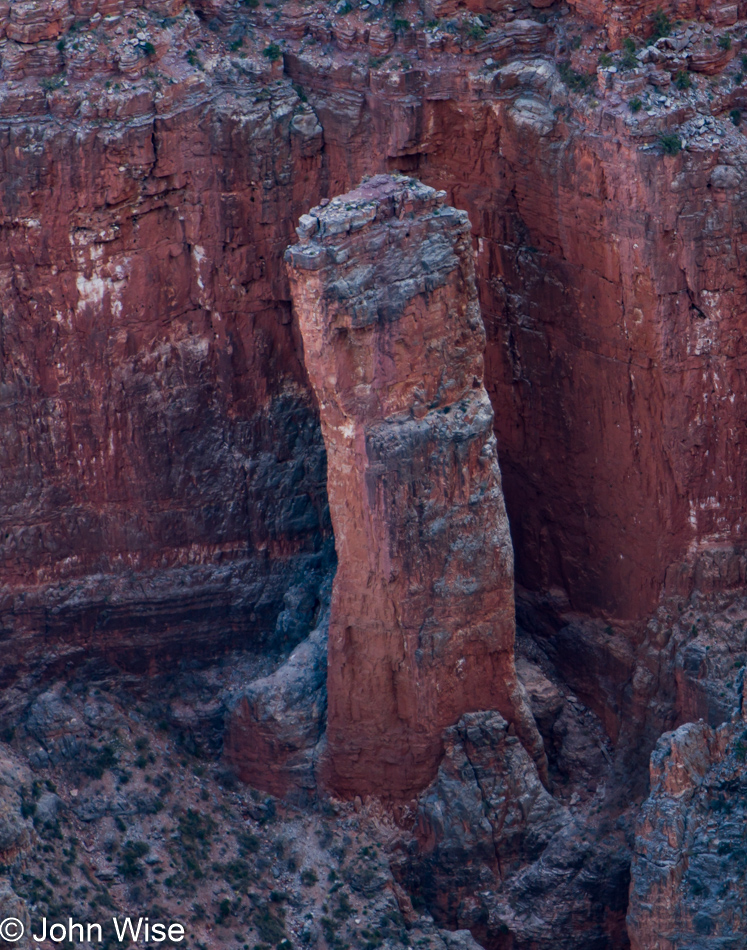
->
[0,5,335,698]
[285,175,543,799]
[2,0,747,946]
[5,0,747,701]
[285,43,747,625]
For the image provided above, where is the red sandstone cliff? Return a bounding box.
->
[3,0,747,944]
[285,175,544,799]
[3,0,747,726]
[0,2,335,694]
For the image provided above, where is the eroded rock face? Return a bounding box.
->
[4,0,747,940]
[286,175,544,800]
[0,21,334,690]
[402,711,631,950]
[0,747,33,866]
[411,712,565,904]
[223,616,328,802]
[628,706,747,949]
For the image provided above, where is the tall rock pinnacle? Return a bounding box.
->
[286,174,544,799]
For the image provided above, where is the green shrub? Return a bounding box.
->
[334,891,353,920]
[117,841,149,879]
[718,33,732,51]
[220,860,252,888]
[176,809,216,881]
[253,904,286,944]
[674,69,691,90]
[651,7,671,41]
[262,42,282,61]
[598,52,613,67]
[731,108,742,125]
[82,744,118,779]
[558,60,592,93]
[621,37,638,70]
[660,133,682,155]
[40,74,66,93]
[237,830,260,855]
[465,22,485,40]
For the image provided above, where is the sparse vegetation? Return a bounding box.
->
[253,903,287,944]
[650,7,671,41]
[81,743,118,779]
[674,69,691,90]
[40,74,65,93]
[262,42,282,61]
[465,22,485,41]
[660,133,682,155]
[558,60,592,93]
[621,36,637,70]
[117,841,150,880]
[174,809,216,883]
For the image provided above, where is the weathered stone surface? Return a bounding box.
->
[401,711,631,950]
[628,707,747,949]
[413,711,565,888]
[0,65,333,690]
[286,175,544,799]
[6,1,747,943]
[0,747,32,865]
[6,0,70,44]
[223,615,329,801]
[0,881,30,950]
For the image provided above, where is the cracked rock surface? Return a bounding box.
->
[286,174,544,800]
